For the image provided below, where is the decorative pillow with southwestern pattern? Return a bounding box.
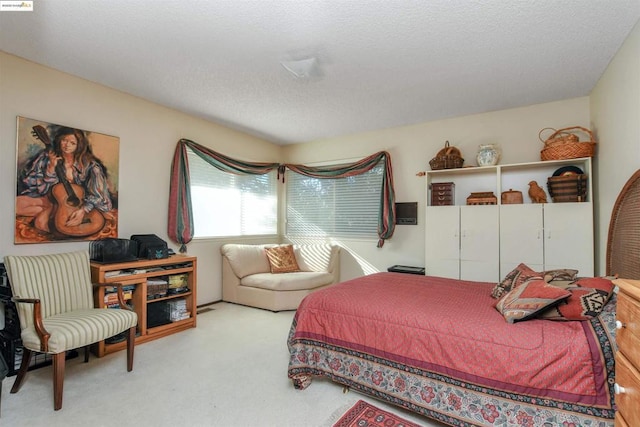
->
[496,279,571,323]
[265,245,301,274]
[491,263,543,299]
[538,277,615,321]
[543,268,579,283]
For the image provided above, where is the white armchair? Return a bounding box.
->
[221,243,340,311]
[4,251,138,410]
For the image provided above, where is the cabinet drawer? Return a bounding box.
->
[431,196,453,206]
[616,352,640,427]
[617,292,640,369]
[615,412,630,427]
[431,182,454,192]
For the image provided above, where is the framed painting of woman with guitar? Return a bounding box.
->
[14,116,119,244]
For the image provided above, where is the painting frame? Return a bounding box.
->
[14,116,120,244]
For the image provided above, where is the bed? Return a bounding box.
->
[287,170,640,427]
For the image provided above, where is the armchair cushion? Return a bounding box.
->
[19,308,138,354]
[6,251,94,322]
[242,271,334,291]
[221,244,274,278]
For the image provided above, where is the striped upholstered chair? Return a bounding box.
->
[3,251,138,410]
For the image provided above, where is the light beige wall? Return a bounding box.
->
[283,98,590,281]
[590,20,640,275]
[3,22,636,306]
[0,52,282,305]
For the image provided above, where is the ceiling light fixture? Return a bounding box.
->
[280,57,319,79]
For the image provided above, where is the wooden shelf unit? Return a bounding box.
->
[425,157,594,282]
[90,255,197,357]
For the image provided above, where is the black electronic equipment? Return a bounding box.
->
[89,238,138,263]
[130,234,169,260]
[395,202,418,225]
[387,265,426,275]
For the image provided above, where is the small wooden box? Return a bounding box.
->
[430,182,455,206]
[467,192,497,205]
[501,189,523,204]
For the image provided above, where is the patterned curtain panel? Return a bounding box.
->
[167,139,279,252]
[283,151,396,247]
[168,140,395,250]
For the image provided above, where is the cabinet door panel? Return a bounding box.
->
[543,203,594,275]
[460,206,499,282]
[460,206,498,261]
[461,260,499,282]
[427,260,460,280]
[425,206,459,279]
[500,204,543,274]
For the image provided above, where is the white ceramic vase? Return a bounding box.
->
[476,144,500,166]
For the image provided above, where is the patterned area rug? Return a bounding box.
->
[333,400,423,427]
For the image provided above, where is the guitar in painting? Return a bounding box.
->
[50,159,105,237]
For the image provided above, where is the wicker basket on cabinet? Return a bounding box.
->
[429,141,464,170]
[539,126,596,161]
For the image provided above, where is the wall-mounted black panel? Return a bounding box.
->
[395,202,418,225]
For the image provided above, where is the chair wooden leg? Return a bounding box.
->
[53,352,65,411]
[126,326,135,372]
[11,348,32,394]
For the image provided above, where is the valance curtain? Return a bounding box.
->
[281,151,396,247]
[168,139,396,251]
[168,139,279,252]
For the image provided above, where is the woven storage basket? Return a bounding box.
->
[547,174,588,202]
[429,140,464,170]
[539,126,596,161]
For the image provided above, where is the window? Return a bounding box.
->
[187,148,277,237]
[286,162,383,238]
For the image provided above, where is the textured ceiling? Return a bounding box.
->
[1,1,639,145]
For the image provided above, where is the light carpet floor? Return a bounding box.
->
[1,302,444,427]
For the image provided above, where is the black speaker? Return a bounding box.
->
[130,234,169,259]
[395,202,418,225]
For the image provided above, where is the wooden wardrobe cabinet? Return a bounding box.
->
[613,278,640,427]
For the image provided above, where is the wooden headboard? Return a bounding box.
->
[606,169,640,279]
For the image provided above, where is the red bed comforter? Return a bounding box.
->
[288,272,615,426]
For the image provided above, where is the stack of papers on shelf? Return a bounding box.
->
[166,299,189,322]
[105,269,138,278]
[105,270,124,278]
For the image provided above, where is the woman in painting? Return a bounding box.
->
[16,126,113,237]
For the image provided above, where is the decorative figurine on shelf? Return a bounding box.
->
[528,181,548,203]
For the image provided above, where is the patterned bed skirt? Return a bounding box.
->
[287,308,616,427]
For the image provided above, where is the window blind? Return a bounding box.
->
[286,163,383,237]
[187,148,277,237]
